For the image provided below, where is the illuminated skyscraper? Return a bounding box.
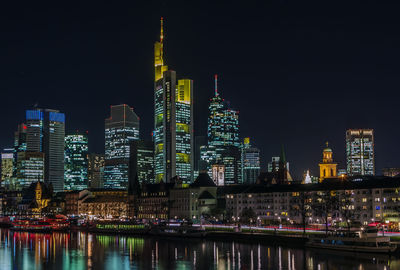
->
[207,75,240,148]
[346,129,375,176]
[154,18,193,183]
[201,75,241,185]
[88,153,105,188]
[241,138,260,184]
[104,104,139,189]
[129,140,154,184]
[26,108,65,192]
[64,133,88,190]
[1,149,14,187]
[16,152,44,188]
[14,123,27,153]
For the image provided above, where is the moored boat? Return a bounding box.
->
[89,221,150,235]
[306,229,397,254]
[0,217,12,228]
[45,215,70,231]
[11,219,52,233]
[150,224,207,238]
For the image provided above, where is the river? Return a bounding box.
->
[0,229,398,269]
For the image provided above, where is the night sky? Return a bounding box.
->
[1,2,399,179]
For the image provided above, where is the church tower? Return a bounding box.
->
[319,142,337,182]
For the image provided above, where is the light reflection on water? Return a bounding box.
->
[0,228,399,269]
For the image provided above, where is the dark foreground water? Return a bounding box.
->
[0,229,399,270]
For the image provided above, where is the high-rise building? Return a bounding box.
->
[318,142,337,182]
[88,153,105,188]
[200,75,241,185]
[346,129,375,176]
[16,152,45,188]
[14,123,27,153]
[194,136,207,175]
[129,140,154,184]
[220,146,241,185]
[207,75,240,148]
[64,133,88,190]
[241,138,260,184]
[153,18,194,183]
[26,109,65,192]
[104,104,139,189]
[1,149,14,187]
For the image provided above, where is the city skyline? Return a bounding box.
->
[0,3,399,178]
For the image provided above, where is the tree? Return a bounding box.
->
[209,206,225,221]
[290,191,311,235]
[337,190,355,232]
[312,190,338,235]
[240,207,256,225]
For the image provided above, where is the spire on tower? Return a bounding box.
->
[160,17,164,43]
[214,74,219,97]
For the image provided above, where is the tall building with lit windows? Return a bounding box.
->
[25,108,65,192]
[346,129,375,176]
[64,133,88,190]
[104,104,139,189]
[200,75,240,185]
[1,149,14,187]
[14,123,27,153]
[129,140,154,184]
[153,18,194,183]
[241,138,260,184]
[88,153,105,188]
[207,75,240,148]
[16,152,44,188]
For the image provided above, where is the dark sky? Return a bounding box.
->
[1,2,399,179]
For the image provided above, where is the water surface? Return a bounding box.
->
[0,229,398,269]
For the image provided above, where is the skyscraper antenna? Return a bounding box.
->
[160,17,164,43]
[214,74,218,97]
[160,17,164,64]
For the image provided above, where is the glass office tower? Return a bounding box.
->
[153,18,193,183]
[88,153,105,188]
[104,104,139,189]
[346,129,375,176]
[26,109,65,192]
[241,138,260,184]
[201,75,241,185]
[64,133,88,190]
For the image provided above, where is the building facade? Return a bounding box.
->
[225,177,400,229]
[129,140,154,184]
[64,133,89,190]
[153,18,193,184]
[1,149,14,186]
[241,138,260,185]
[104,104,139,189]
[170,173,217,220]
[346,129,375,176]
[16,152,45,189]
[88,154,105,188]
[137,182,175,219]
[26,109,65,192]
